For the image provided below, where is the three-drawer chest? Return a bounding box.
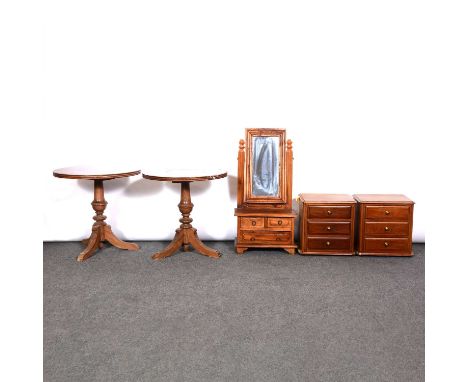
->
[298,194,356,255]
[353,194,414,256]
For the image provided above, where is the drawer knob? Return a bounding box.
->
[327,210,332,215]
[384,242,389,247]
[278,220,282,225]
[385,210,390,215]
[326,226,332,231]
[326,241,331,246]
[252,221,256,226]
[276,237,281,241]
[384,226,390,232]
[250,237,255,241]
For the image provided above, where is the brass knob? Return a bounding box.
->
[276,237,281,241]
[385,210,390,215]
[384,242,389,247]
[384,226,390,232]
[327,226,332,231]
[252,221,256,226]
[250,237,255,241]
[278,220,282,225]
[327,210,332,215]
[326,241,331,246]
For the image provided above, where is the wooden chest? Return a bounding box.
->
[353,194,414,256]
[298,194,356,255]
[234,209,296,255]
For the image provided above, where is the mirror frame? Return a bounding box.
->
[244,128,287,204]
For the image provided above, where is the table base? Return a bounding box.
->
[80,225,139,262]
[152,227,220,260]
[78,180,139,261]
[152,181,221,260]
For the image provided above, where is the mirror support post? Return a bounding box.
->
[286,139,293,209]
[237,139,245,207]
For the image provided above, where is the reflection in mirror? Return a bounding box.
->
[252,136,280,197]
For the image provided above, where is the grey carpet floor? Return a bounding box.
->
[44,242,424,382]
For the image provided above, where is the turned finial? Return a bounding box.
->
[239,139,245,150]
[287,139,293,150]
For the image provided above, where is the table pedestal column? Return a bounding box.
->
[152,181,221,260]
[79,180,139,261]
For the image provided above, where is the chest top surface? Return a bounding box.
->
[353,194,414,204]
[299,193,356,203]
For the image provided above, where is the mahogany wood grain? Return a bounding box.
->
[142,170,227,182]
[285,139,293,210]
[267,217,291,227]
[52,167,140,261]
[307,237,351,251]
[298,193,356,255]
[235,129,297,255]
[237,140,245,207]
[53,166,140,180]
[364,222,409,237]
[240,231,291,243]
[142,170,227,260]
[307,206,352,220]
[240,217,265,229]
[353,194,413,203]
[307,221,351,235]
[244,128,287,205]
[354,194,414,256]
[364,205,410,221]
[299,194,355,203]
[363,238,411,253]
[234,208,296,217]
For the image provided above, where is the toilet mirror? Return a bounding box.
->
[245,129,287,204]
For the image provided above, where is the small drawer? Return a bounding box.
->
[364,238,411,253]
[240,217,264,229]
[307,221,351,235]
[365,205,410,221]
[308,206,352,219]
[267,218,291,228]
[240,231,291,243]
[364,222,409,237]
[307,237,351,251]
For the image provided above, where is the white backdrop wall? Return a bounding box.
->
[43,0,427,242]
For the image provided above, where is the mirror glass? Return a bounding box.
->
[251,136,280,197]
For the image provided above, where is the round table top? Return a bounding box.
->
[53,166,141,180]
[142,169,227,182]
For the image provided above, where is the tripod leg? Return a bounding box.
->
[77,231,100,262]
[103,225,139,251]
[187,229,221,259]
[152,230,184,260]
